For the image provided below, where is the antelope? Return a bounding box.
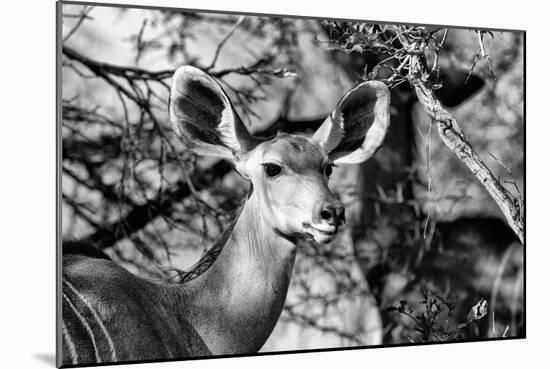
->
[60,65,390,365]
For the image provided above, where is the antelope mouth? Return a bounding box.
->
[302,223,341,244]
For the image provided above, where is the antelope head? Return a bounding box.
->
[170,66,390,244]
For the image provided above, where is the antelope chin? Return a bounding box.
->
[303,223,340,244]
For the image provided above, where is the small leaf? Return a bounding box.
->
[467,298,488,322]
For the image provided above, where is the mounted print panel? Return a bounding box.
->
[57,0,525,367]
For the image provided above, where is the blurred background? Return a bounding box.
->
[60,3,524,351]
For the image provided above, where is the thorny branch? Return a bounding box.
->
[323,23,524,243]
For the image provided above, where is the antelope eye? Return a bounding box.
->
[263,163,282,178]
[324,164,334,177]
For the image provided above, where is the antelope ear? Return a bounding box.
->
[311,81,390,165]
[169,66,257,160]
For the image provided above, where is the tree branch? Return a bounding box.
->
[62,45,295,82]
[206,15,246,71]
[411,78,524,243]
[70,160,233,249]
[63,45,175,81]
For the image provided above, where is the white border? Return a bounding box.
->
[1,1,545,368]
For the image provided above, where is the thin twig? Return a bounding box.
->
[206,16,246,71]
[63,6,94,43]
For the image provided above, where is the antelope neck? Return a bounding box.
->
[176,186,297,354]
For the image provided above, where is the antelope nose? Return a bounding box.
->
[319,204,346,226]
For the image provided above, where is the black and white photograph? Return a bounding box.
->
[56,1,524,367]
